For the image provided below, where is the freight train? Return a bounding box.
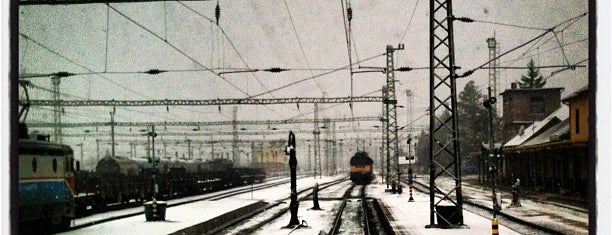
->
[74,155,266,214]
[18,126,266,233]
[349,151,374,185]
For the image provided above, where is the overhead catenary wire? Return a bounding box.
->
[246,52,387,99]
[177,1,294,117]
[282,0,325,95]
[457,12,587,79]
[107,4,248,96]
[19,32,153,99]
[397,0,419,45]
[18,34,228,123]
[454,12,586,79]
[340,0,355,100]
[499,38,587,65]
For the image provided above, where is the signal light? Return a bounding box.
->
[483,97,497,109]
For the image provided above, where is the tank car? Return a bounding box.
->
[349,151,374,185]
[18,124,77,233]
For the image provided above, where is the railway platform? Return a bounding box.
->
[370,181,521,235]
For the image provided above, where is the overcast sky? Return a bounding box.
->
[16,0,589,166]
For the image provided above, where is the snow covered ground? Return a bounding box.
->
[423,176,588,235]
[59,174,579,235]
[368,181,523,235]
[58,175,344,235]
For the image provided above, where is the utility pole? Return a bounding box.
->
[487,37,499,113]
[308,144,312,173]
[186,138,192,160]
[51,75,62,144]
[381,87,388,185]
[96,139,100,161]
[110,109,116,158]
[385,44,403,193]
[313,103,321,178]
[76,143,84,167]
[484,87,500,216]
[324,118,331,175]
[332,121,337,175]
[232,106,239,166]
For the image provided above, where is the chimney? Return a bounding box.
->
[511,82,518,89]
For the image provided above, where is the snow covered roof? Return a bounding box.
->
[522,119,570,146]
[561,85,589,102]
[504,104,569,148]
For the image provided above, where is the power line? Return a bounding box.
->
[471,19,548,31]
[457,12,587,78]
[499,38,588,65]
[282,0,325,94]
[398,0,420,44]
[18,33,152,98]
[177,1,294,118]
[246,52,386,99]
[107,4,249,96]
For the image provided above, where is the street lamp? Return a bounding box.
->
[75,143,84,169]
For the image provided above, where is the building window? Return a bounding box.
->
[575,108,580,134]
[529,96,545,113]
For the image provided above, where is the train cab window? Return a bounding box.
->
[52,158,58,172]
[32,157,37,172]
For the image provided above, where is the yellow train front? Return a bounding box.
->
[349,151,374,185]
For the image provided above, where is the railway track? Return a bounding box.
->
[328,184,395,235]
[65,178,295,232]
[216,177,349,234]
[406,178,580,235]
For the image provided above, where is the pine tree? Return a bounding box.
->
[518,59,546,88]
[457,81,489,157]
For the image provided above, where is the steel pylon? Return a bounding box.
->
[427,0,464,228]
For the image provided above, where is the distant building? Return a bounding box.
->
[501,86,589,199]
[251,141,288,176]
[500,83,563,143]
[562,86,589,143]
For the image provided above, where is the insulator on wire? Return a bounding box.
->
[347,7,352,22]
[264,67,287,73]
[215,3,221,25]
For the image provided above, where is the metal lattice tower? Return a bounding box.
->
[332,121,337,175]
[323,118,331,175]
[487,37,499,112]
[406,90,414,131]
[384,45,403,190]
[427,0,464,228]
[338,141,344,173]
[232,106,239,165]
[51,75,62,144]
[313,103,321,178]
[308,144,312,172]
[381,87,388,185]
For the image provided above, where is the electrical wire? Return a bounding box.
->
[499,38,587,65]
[398,0,419,45]
[19,32,153,99]
[177,1,293,118]
[496,13,587,76]
[108,4,249,96]
[340,0,355,100]
[471,19,548,31]
[282,0,325,95]
[246,52,386,99]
